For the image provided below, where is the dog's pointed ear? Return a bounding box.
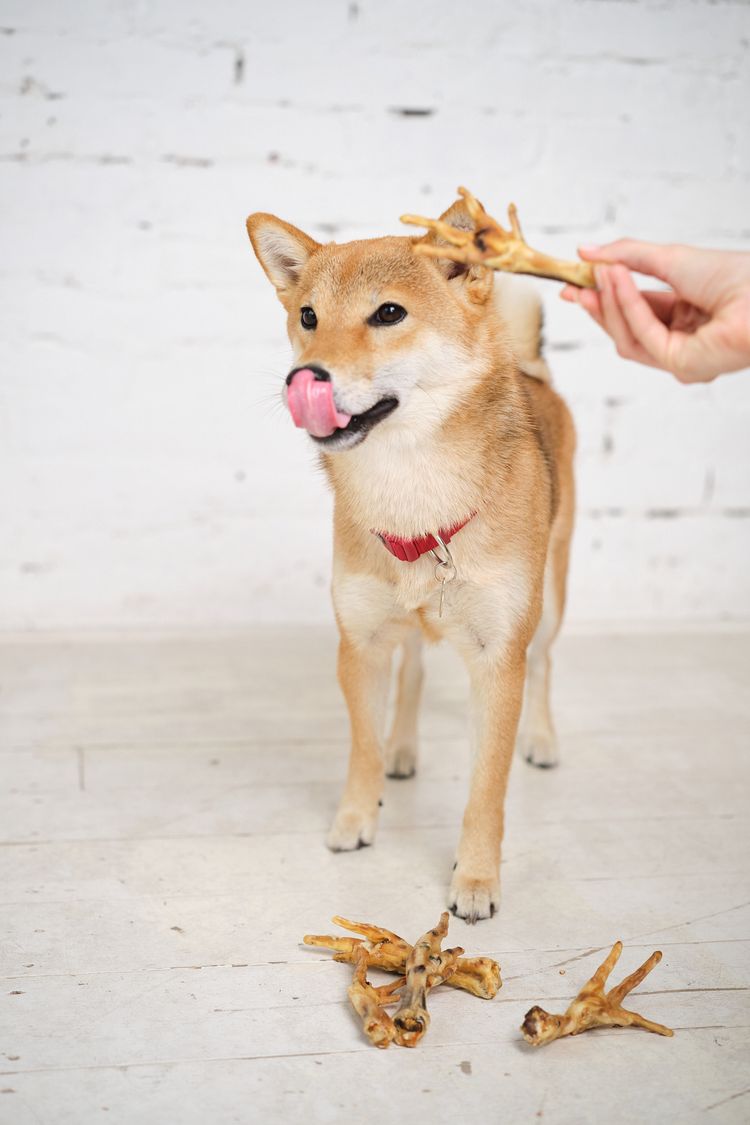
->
[246,213,321,301]
[417,196,494,305]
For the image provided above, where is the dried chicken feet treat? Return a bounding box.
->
[347,947,404,1049]
[393,912,463,1047]
[402,185,596,289]
[521,941,674,1047]
[303,914,501,999]
[303,915,410,973]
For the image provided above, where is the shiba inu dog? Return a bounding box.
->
[246,196,575,922]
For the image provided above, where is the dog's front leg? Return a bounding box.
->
[326,631,394,852]
[327,571,404,852]
[449,634,528,923]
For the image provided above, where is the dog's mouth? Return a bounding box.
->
[311,396,399,449]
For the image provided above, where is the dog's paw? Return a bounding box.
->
[384,740,417,779]
[326,804,379,852]
[448,873,500,924]
[517,728,559,769]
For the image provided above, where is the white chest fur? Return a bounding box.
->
[332,423,480,539]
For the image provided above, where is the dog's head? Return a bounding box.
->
[246,198,502,451]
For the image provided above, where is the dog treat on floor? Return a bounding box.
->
[303,914,502,999]
[520,941,674,1047]
[347,947,404,1049]
[393,912,464,1047]
[401,185,596,289]
[306,912,497,1049]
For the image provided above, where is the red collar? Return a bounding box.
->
[373,513,475,563]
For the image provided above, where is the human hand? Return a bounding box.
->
[560,241,750,382]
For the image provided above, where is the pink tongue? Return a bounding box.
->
[286,368,352,438]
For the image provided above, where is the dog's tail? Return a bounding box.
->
[493,274,551,384]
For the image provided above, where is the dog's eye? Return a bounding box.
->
[369,303,407,326]
[300,307,317,329]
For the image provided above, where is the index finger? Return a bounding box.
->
[578,239,676,286]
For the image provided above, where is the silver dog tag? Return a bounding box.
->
[430,535,457,619]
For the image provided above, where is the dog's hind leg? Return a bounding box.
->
[385,628,424,779]
[516,562,561,768]
[516,506,572,769]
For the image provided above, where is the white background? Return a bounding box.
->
[1,0,749,629]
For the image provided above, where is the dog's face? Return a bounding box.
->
[246,201,497,451]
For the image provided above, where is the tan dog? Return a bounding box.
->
[246,196,575,922]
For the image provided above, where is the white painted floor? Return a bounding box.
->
[1,627,749,1125]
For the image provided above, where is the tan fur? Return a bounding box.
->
[246,197,576,922]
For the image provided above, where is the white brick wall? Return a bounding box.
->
[1,0,749,629]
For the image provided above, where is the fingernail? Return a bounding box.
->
[578,243,601,255]
[594,264,608,289]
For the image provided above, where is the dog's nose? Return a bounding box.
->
[286,365,331,386]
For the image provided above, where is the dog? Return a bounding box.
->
[246,195,575,922]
